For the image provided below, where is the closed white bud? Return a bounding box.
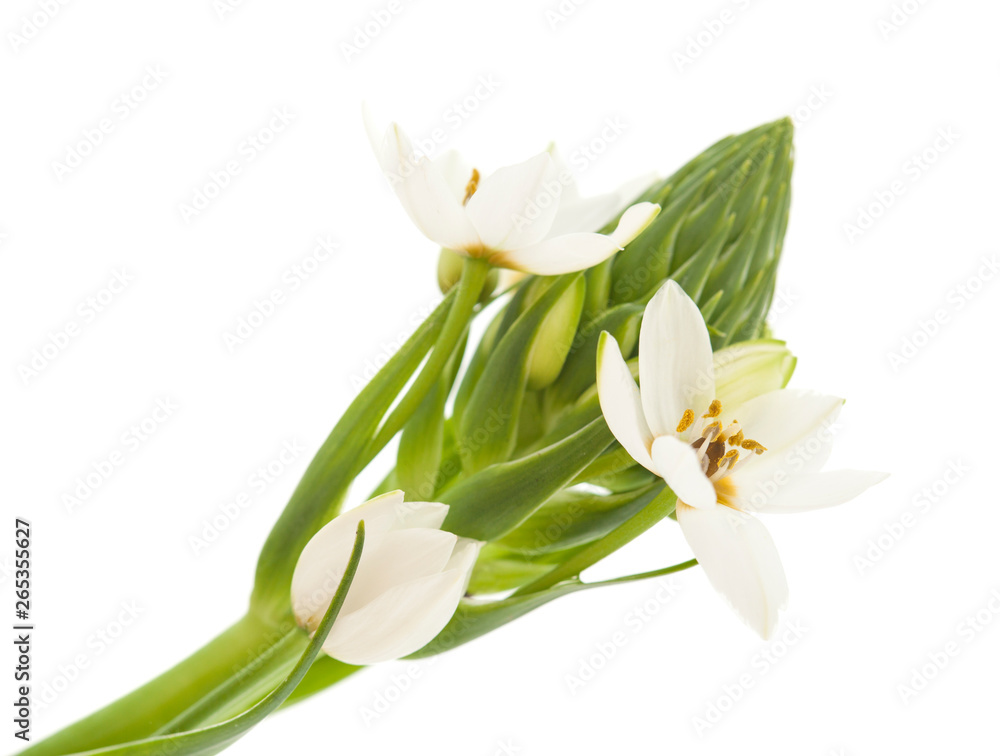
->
[291,490,480,665]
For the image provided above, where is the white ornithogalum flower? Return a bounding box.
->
[291,490,480,665]
[364,108,660,275]
[596,280,886,638]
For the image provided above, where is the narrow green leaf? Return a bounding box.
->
[457,274,581,473]
[396,334,466,500]
[408,581,590,658]
[494,483,660,556]
[443,416,612,541]
[545,301,643,410]
[251,291,454,616]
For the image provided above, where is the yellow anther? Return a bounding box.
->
[723,449,740,470]
[676,409,695,433]
[741,439,767,455]
[702,421,722,441]
[702,399,722,419]
[462,168,480,206]
[728,429,745,447]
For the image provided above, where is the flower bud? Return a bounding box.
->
[291,490,480,665]
[609,118,793,348]
[438,248,498,303]
[712,339,796,409]
[525,275,587,390]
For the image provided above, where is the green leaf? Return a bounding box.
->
[250,290,455,617]
[408,581,591,658]
[671,213,736,303]
[545,301,643,410]
[452,282,531,421]
[443,416,612,541]
[457,274,581,473]
[282,656,361,708]
[396,334,466,501]
[493,483,660,556]
[467,544,572,594]
[411,550,696,659]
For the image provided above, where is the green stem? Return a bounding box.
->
[585,559,698,588]
[152,626,304,735]
[360,256,490,468]
[514,486,678,596]
[17,614,279,756]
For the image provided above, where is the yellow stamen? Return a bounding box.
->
[741,439,767,455]
[462,168,480,206]
[676,409,695,433]
[728,429,745,447]
[702,399,722,419]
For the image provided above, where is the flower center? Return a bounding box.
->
[462,168,480,206]
[676,399,767,485]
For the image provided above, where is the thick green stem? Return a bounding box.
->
[514,486,679,596]
[17,613,277,756]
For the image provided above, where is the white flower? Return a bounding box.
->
[364,108,660,275]
[596,280,886,638]
[291,490,480,664]
[543,146,657,239]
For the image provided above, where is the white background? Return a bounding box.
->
[2,0,998,754]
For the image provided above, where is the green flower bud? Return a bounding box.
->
[608,118,793,347]
[438,248,498,303]
[524,275,587,391]
[712,338,796,409]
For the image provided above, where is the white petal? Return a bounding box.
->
[465,152,559,249]
[605,202,660,247]
[444,538,482,591]
[639,280,715,437]
[491,203,660,275]
[432,149,473,203]
[731,389,843,455]
[379,123,480,251]
[596,331,655,473]
[322,560,475,664]
[543,150,659,234]
[547,193,624,237]
[290,491,432,629]
[737,469,889,515]
[341,528,458,614]
[728,389,844,487]
[651,435,716,509]
[323,490,406,534]
[448,537,482,568]
[677,502,788,639]
[394,500,450,530]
